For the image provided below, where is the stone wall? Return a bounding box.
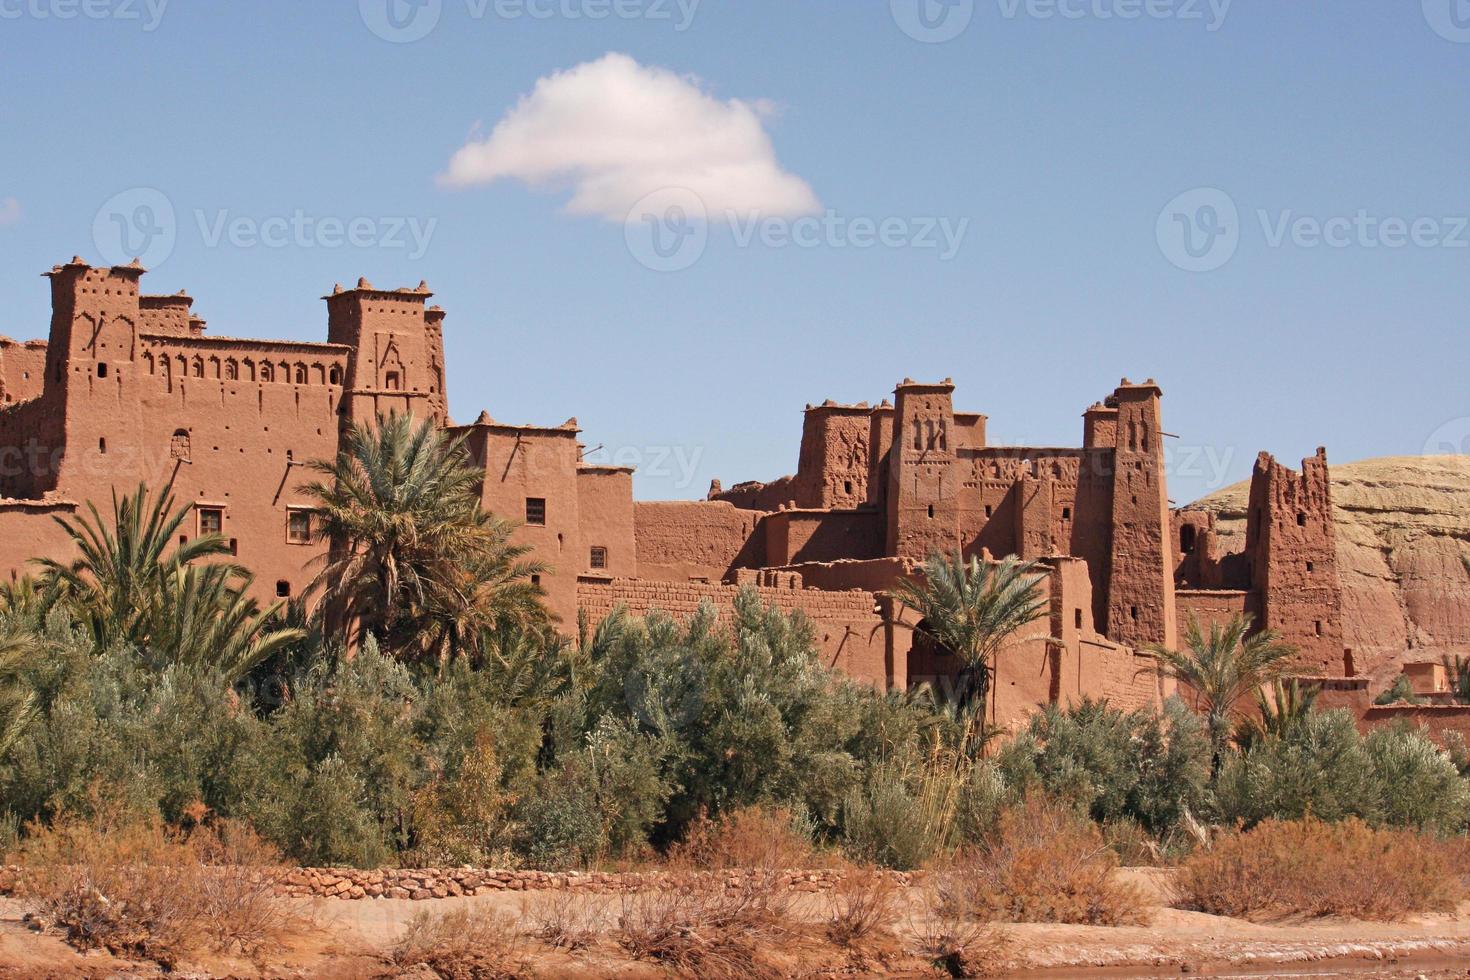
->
[273,867,917,901]
[0,866,920,902]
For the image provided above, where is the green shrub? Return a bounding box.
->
[1215,710,1376,826]
[1214,710,1468,832]
[997,697,1210,836]
[1364,723,1470,832]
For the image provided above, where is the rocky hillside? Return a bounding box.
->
[1190,456,1470,685]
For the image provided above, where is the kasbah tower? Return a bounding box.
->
[0,257,1356,730]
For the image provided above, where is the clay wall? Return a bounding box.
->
[633,500,764,582]
[0,396,64,500]
[762,509,883,567]
[575,467,637,580]
[710,476,797,512]
[137,294,198,337]
[1359,704,1470,744]
[0,340,47,406]
[0,502,81,586]
[772,557,911,595]
[1175,589,1250,632]
[461,423,583,626]
[577,578,889,686]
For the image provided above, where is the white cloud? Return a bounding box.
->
[440,53,819,221]
[0,198,21,226]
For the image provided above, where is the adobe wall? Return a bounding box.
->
[710,475,797,511]
[0,501,81,586]
[1359,705,1470,745]
[575,467,637,580]
[1175,589,1251,632]
[771,557,911,595]
[0,340,47,406]
[762,509,883,566]
[577,577,889,686]
[633,500,765,582]
[460,421,584,626]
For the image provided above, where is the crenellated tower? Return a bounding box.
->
[325,278,448,428]
[886,379,960,559]
[1104,379,1177,649]
[1245,449,1345,675]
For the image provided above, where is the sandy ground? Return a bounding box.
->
[4,868,1470,978]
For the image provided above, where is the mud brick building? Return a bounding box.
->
[0,259,1351,728]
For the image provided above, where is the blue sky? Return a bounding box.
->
[1,0,1466,503]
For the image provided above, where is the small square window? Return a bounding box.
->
[276,581,291,598]
[1306,561,1315,573]
[526,498,547,526]
[198,507,223,537]
[590,546,608,571]
[1074,609,1083,630]
[287,510,313,544]
[1062,507,1072,520]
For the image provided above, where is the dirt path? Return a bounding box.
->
[5,870,1470,977]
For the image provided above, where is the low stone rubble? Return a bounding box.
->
[273,866,917,901]
[1,862,916,903]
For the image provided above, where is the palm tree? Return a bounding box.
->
[0,623,37,756]
[147,562,304,680]
[304,413,549,662]
[35,483,301,682]
[36,483,237,647]
[1147,613,1296,765]
[887,551,1054,716]
[1234,677,1319,749]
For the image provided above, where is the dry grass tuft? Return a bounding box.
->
[666,804,823,872]
[526,890,606,952]
[1175,816,1465,921]
[824,865,899,948]
[936,796,1149,926]
[12,809,304,969]
[616,869,797,980]
[390,905,527,979]
[911,885,1005,979]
